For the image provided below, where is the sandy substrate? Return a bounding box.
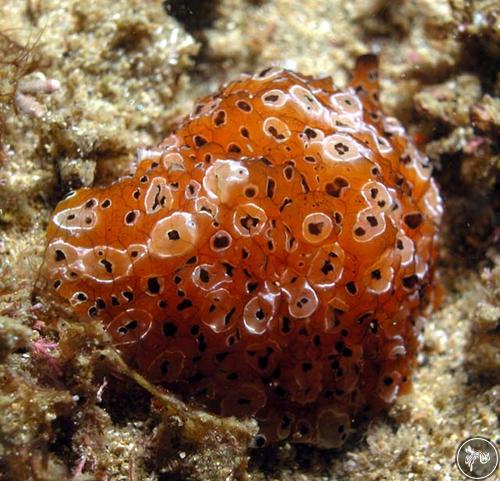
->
[0,1,498,480]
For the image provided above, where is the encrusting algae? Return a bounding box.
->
[38,55,443,448]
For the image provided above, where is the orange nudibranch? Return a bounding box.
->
[40,56,443,447]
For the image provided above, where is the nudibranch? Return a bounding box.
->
[40,56,442,447]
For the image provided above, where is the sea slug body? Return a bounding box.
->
[40,56,443,447]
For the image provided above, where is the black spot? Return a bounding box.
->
[224,307,236,325]
[308,221,324,236]
[254,435,266,448]
[325,176,349,197]
[147,277,161,294]
[223,262,234,277]
[304,127,317,139]
[54,249,66,262]
[133,189,141,199]
[334,142,349,155]
[346,281,357,295]
[258,355,269,370]
[177,299,193,311]
[246,282,258,294]
[371,269,381,280]
[298,324,309,336]
[256,309,265,321]
[227,372,238,380]
[240,126,250,138]
[404,213,423,229]
[84,199,96,209]
[283,165,294,180]
[199,268,210,283]
[228,143,242,153]
[267,125,286,140]
[302,362,313,372]
[357,312,372,324]
[122,291,134,302]
[53,280,62,289]
[281,415,292,429]
[214,110,226,126]
[163,322,178,336]
[160,361,169,376]
[216,351,230,362]
[396,239,404,250]
[197,334,207,352]
[342,347,353,357]
[126,320,138,330]
[243,186,257,198]
[263,93,279,102]
[125,211,137,225]
[213,233,230,249]
[187,326,199,337]
[300,174,310,193]
[383,376,394,386]
[281,316,291,333]
[168,230,180,240]
[298,424,310,436]
[99,259,113,273]
[76,292,87,302]
[266,178,276,198]
[330,359,340,370]
[366,215,378,227]
[275,385,286,397]
[101,199,111,208]
[402,275,418,289]
[194,135,208,147]
[96,298,106,309]
[140,175,148,183]
[236,100,252,112]
[321,260,334,275]
[354,227,366,237]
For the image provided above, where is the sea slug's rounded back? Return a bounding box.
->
[40,56,442,447]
